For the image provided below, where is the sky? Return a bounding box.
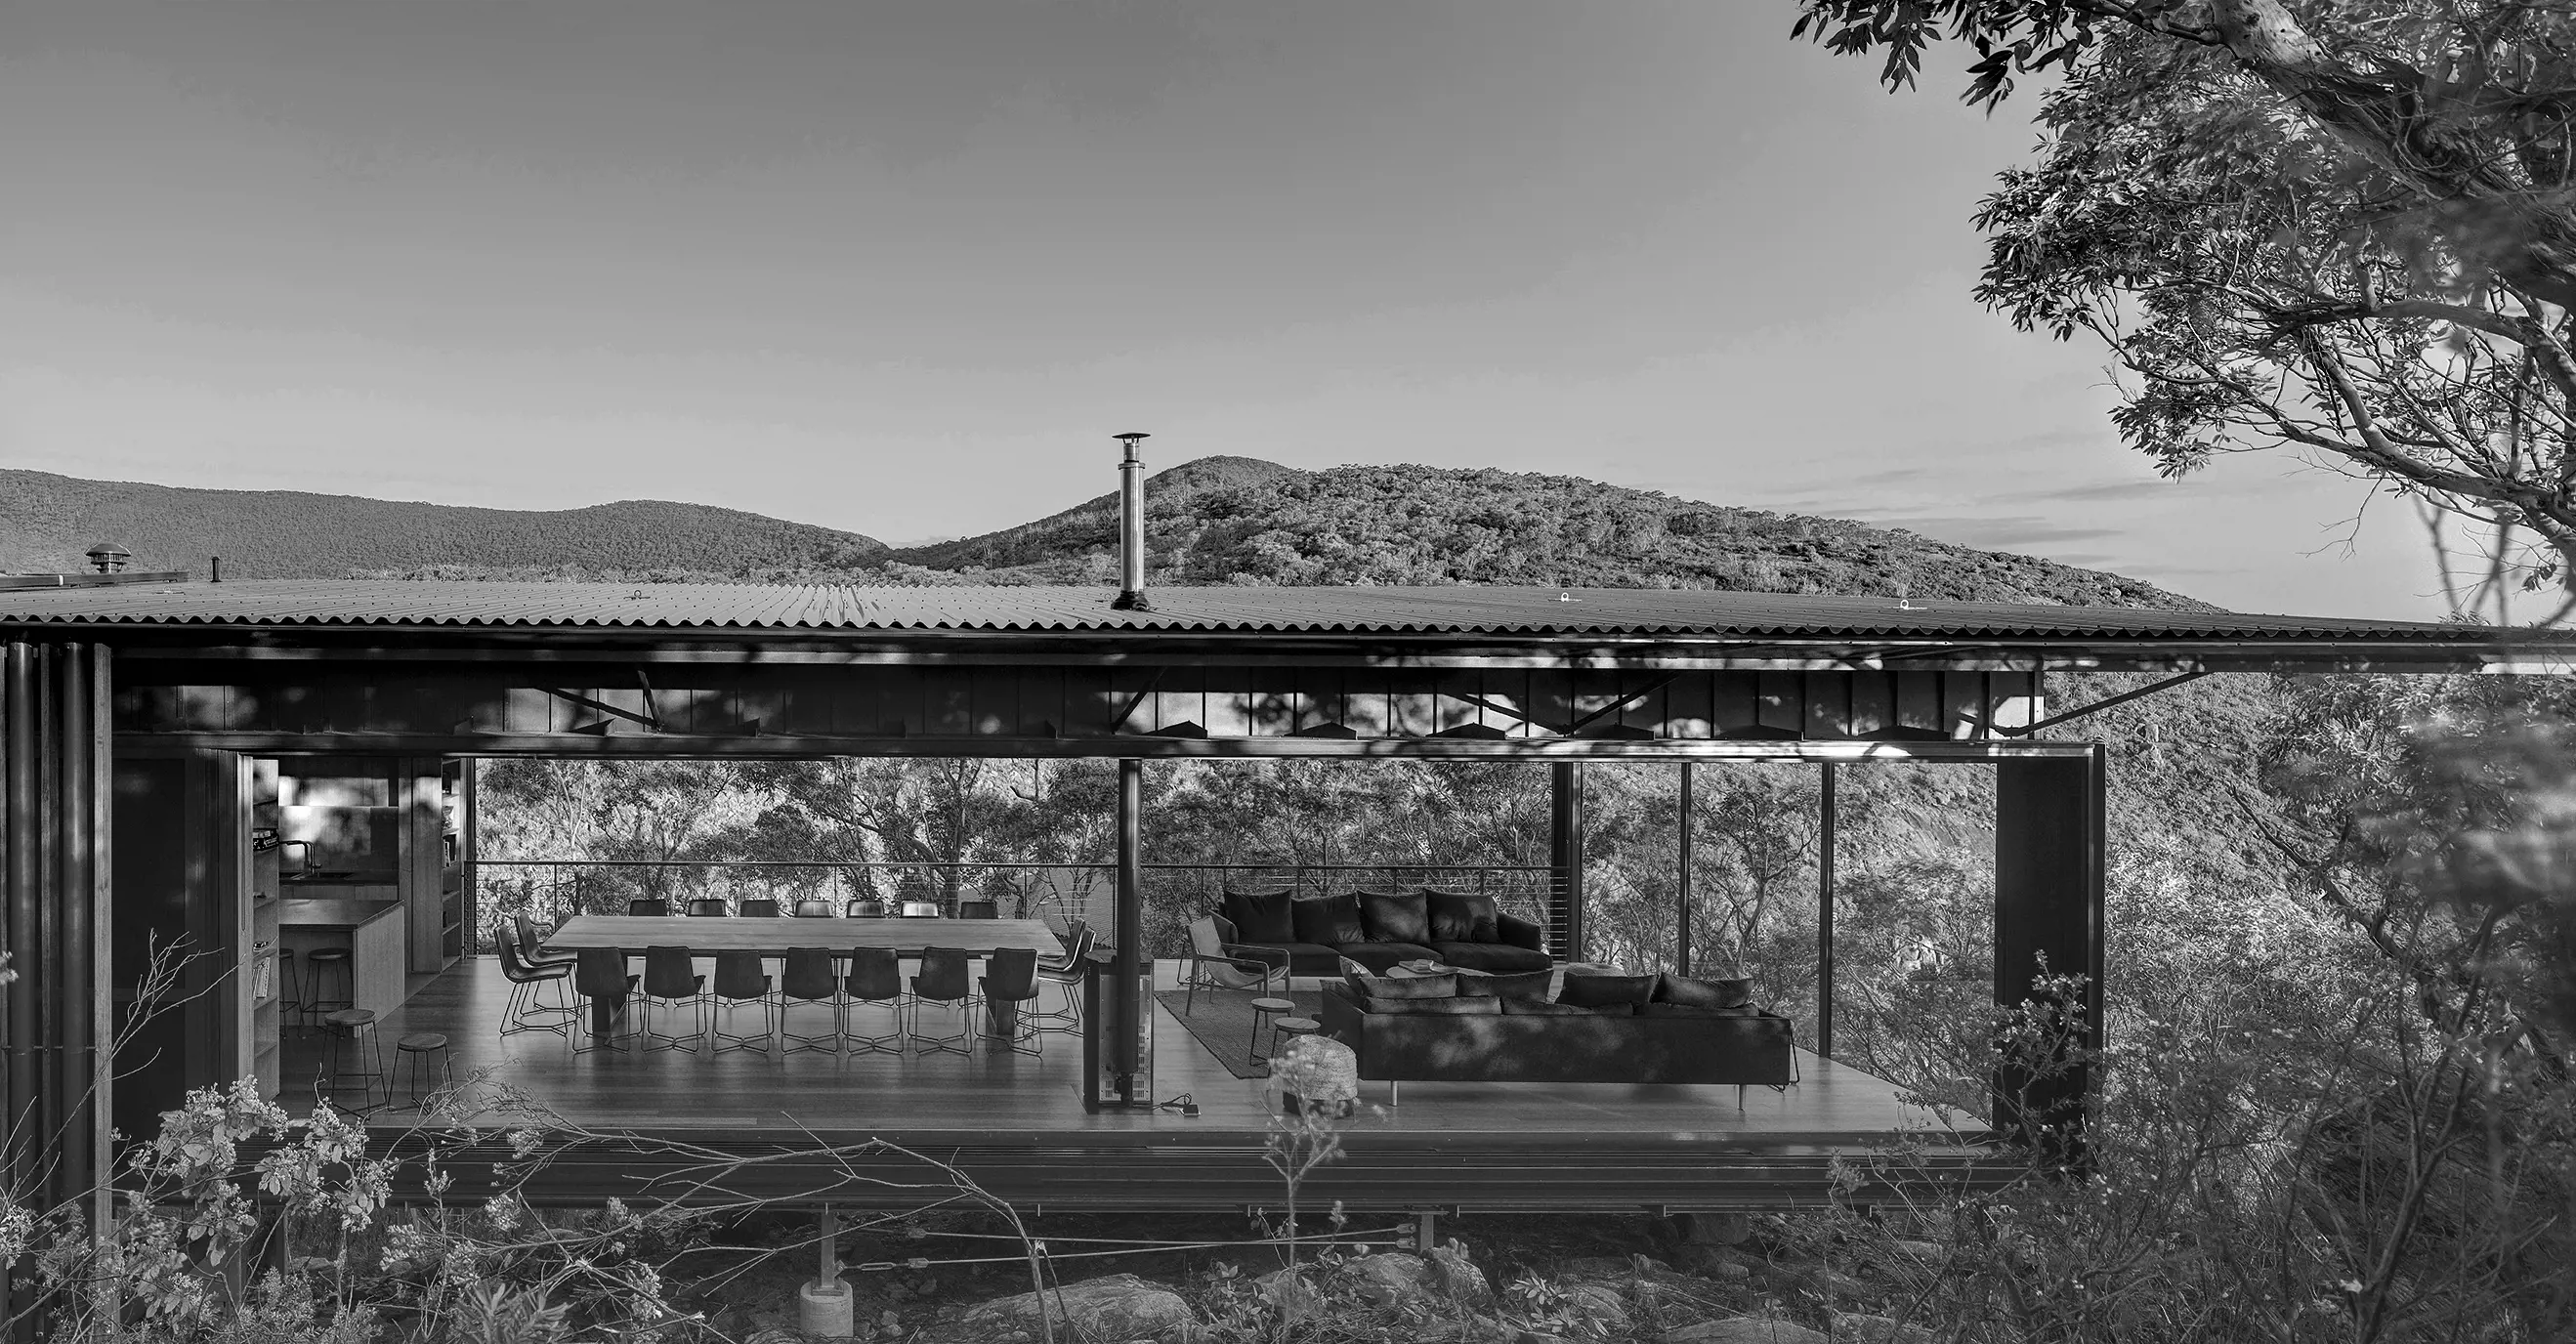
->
[1,2,2452,619]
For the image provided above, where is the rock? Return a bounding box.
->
[1668,1212,1754,1245]
[1427,1240,1495,1305]
[953,1273,1196,1344]
[1253,1267,1320,1317]
[1672,1244,1756,1280]
[1661,1318,1829,1344]
[1555,1280,1630,1333]
[1829,1311,1937,1344]
[1341,1252,1438,1309]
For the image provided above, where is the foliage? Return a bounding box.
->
[1795,0,2576,614]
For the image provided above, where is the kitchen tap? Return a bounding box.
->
[277,840,318,875]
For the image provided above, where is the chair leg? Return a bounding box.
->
[909,996,973,1057]
[641,992,707,1052]
[848,997,905,1054]
[570,995,631,1054]
[711,994,778,1055]
[501,978,572,1040]
[981,997,1041,1057]
[781,994,842,1054]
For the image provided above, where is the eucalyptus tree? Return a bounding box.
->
[1796,0,2576,618]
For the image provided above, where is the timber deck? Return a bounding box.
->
[281,959,2010,1213]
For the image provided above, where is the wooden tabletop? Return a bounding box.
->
[541,915,1062,957]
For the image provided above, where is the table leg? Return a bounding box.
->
[591,991,626,1039]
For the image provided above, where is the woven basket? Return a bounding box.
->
[1272,1034,1359,1117]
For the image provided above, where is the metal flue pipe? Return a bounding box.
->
[1111,433,1150,611]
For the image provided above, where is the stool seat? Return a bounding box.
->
[307,947,352,961]
[1274,1016,1321,1034]
[1249,997,1295,1013]
[397,1032,447,1052]
[322,1008,375,1029]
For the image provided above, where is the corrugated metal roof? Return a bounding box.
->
[0,578,2538,643]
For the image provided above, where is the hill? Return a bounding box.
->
[0,469,886,579]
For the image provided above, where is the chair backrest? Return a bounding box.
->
[628,899,671,917]
[513,912,548,955]
[573,947,629,997]
[1045,926,1097,974]
[711,949,768,998]
[899,901,942,919]
[846,898,889,919]
[495,922,547,983]
[791,899,837,918]
[956,899,1000,920]
[913,946,970,1001]
[685,898,731,918]
[981,946,1038,999]
[740,899,782,918]
[781,947,838,1000]
[642,945,698,998]
[1055,918,1090,956]
[1188,915,1228,958]
[845,946,903,1000]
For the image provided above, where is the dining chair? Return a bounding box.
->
[515,912,576,968]
[977,947,1043,1057]
[637,945,708,1051]
[495,924,573,1040]
[898,901,943,919]
[739,898,783,918]
[1033,926,1095,1034]
[685,898,732,918]
[779,947,844,1054]
[1038,918,1089,970]
[845,898,890,919]
[627,899,671,917]
[957,899,1000,920]
[570,948,639,1054]
[708,950,776,1054]
[791,899,837,918]
[908,947,975,1056]
[842,946,907,1054]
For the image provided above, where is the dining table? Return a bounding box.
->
[539,915,1065,1037]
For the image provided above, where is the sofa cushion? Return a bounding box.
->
[1655,972,1753,1009]
[1356,890,1431,944]
[1337,956,1456,1000]
[1292,894,1367,946]
[1423,889,1500,943]
[1502,997,1634,1017]
[1220,889,1298,945]
[1334,942,1441,975]
[1558,971,1658,1009]
[1639,1001,1764,1019]
[1429,941,1553,974]
[1364,994,1501,1016]
[1232,942,1337,973]
[1473,968,1558,1003]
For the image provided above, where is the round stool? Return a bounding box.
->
[1268,1015,1321,1061]
[276,947,302,1029]
[303,947,354,1030]
[318,1008,385,1113]
[1247,996,1296,1068]
[392,1032,452,1111]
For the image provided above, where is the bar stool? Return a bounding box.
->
[276,947,301,1029]
[1268,1015,1322,1061]
[318,1009,386,1113]
[1248,996,1296,1069]
[391,1032,451,1111]
[303,947,354,1031]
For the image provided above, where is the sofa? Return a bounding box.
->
[1315,964,1796,1103]
[1214,887,1552,977]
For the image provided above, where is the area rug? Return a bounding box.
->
[1154,988,1324,1080]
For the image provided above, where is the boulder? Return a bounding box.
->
[1829,1311,1938,1344]
[953,1273,1195,1344]
[1427,1240,1496,1306]
[1341,1252,1439,1310]
[1661,1318,1829,1344]
[1668,1212,1754,1245]
[1554,1280,1630,1334]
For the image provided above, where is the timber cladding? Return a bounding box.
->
[110,663,2042,746]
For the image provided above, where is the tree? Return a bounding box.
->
[1795,0,2576,618]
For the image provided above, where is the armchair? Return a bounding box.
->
[1181,915,1285,1014]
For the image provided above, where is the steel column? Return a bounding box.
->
[1675,762,1694,977]
[1111,757,1144,1100]
[1817,761,1837,1060]
[1993,748,2106,1159]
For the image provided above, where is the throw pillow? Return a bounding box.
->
[1423,889,1501,943]
[1654,972,1754,1009]
[1336,956,1455,1000]
[1639,1001,1763,1019]
[1221,889,1297,945]
[1504,997,1634,1016]
[1355,889,1432,944]
[1558,971,1658,1009]
[1293,894,1367,945]
[1477,968,1557,1003]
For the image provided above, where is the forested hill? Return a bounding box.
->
[890,460,2211,609]
[0,468,886,579]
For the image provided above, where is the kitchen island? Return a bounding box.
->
[278,898,406,1021]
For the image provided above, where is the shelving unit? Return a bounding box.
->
[440,760,469,961]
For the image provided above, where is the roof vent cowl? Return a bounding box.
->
[1110,433,1151,612]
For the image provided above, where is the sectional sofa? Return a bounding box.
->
[1212,887,1553,977]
